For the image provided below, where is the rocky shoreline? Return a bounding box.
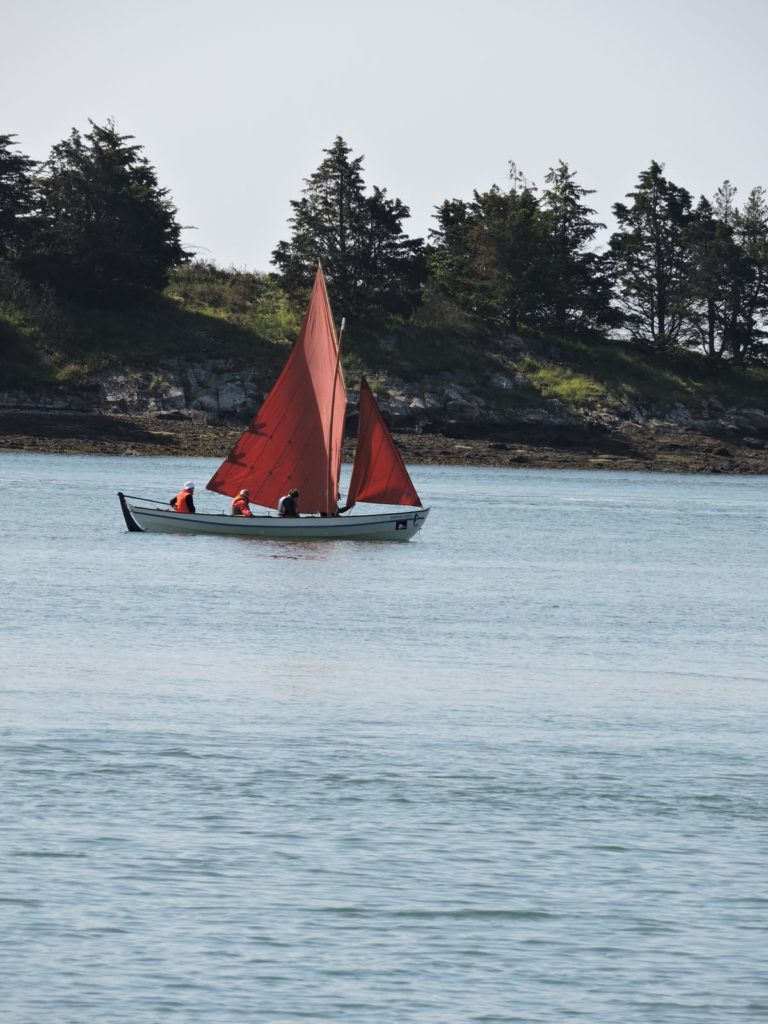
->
[2,408,768,474]
[2,361,768,474]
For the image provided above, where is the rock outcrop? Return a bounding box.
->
[1,360,767,448]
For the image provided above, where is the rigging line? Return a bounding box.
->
[120,493,173,505]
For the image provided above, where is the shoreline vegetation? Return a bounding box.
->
[2,410,767,475]
[2,129,767,472]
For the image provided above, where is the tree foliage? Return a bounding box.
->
[3,119,768,368]
[539,161,617,335]
[608,161,694,351]
[271,136,426,319]
[430,176,547,331]
[27,120,188,302]
[684,182,768,362]
[429,162,613,336]
[686,192,741,360]
[731,187,768,362]
[0,134,37,262]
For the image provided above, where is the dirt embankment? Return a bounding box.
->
[2,409,768,474]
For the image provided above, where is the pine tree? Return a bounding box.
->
[688,182,768,362]
[687,197,728,358]
[469,181,549,330]
[29,120,188,301]
[540,160,615,335]
[608,161,694,350]
[429,197,476,309]
[732,186,768,362]
[686,192,748,359]
[430,169,550,332]
[0,134,37,263]
[271,137,426,319]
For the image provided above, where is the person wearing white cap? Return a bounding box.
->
[170,480,196,513]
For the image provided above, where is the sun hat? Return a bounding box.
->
[184,481,195,490]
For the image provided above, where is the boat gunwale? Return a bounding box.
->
[120,494,429,533]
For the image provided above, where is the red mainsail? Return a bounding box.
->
[206,268,346,515]
[346,377,422,508]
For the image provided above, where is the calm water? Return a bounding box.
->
[1,452,767,1023]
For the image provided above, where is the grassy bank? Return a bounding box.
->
[2,261,768,422]
[0,264,297,390]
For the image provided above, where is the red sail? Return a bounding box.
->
[206,268,345,515]
[346,377,422,508]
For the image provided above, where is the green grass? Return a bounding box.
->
[1,260,767,421]
[507,331,768,412]
[520,360,609,404]
[0,264,298,390]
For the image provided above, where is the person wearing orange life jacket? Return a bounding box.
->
[231,489,253,517]
[170,481,196,513]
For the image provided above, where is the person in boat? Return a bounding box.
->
[231,489,253,517]
[170,481,196,513]
[277,488,299,517]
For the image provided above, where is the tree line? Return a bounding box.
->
[2,124,768,364]
[0,121,186,304]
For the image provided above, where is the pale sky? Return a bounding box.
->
[5,0,768,270]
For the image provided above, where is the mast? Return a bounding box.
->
[324,264,345,515]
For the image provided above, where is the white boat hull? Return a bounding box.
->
[118,493,429,541]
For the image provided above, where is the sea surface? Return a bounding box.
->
[1,452,767,1023]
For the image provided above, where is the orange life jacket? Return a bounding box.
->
[175,488,194,513]
[231,495,252,517]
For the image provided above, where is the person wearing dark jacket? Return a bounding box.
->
[171,481,196,513]
[277,488,299,517]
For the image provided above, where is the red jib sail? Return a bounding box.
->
[346,377,422,508]
[206,268,345,515]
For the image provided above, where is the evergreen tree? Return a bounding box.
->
[686,191,749,360]
[29,120,188,301]
[468,181,550,330]
[608,161,694,350]
[430,169,550,332]
[687,182,768,362]
[271,137,426,319]
[0,134,37,263]
[711,181,750,361]
[540,160,616,334]
[686,197,730,359]
[428,196,477,311]
[714,179,738,227]
[430,162,614,336]
[731,186,768,362]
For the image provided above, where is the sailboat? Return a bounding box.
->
[117,267,429,541]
